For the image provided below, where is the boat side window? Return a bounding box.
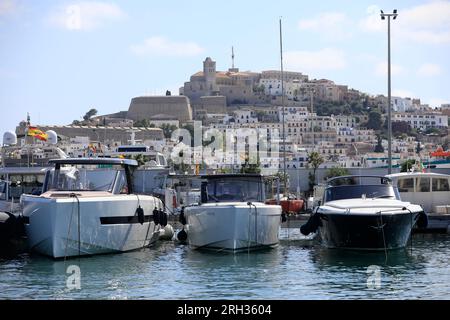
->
[432,178,450,192]
[416,177,430,192]
[398,178,414,192]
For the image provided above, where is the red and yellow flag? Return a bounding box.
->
[27,126,48,141]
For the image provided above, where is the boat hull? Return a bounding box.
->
[318,211,419,250]
[184,203,281,251]
[21,194,162,258]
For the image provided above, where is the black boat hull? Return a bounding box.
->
[318,212,419,250]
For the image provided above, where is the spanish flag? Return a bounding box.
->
[27,126,48,141]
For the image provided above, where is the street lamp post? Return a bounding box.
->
[380,9,398,174]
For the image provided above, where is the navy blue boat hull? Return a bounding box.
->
[318,212,419,250]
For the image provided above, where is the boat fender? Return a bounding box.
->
[179,207,186,225]
[0,212,17,242]
[177,228,188,242]
[417,211,428,229]
[136,206,144,225]
[300,211,322,236]
[281,212,287,223]
[153,208,160,225]
[159,224,174,241]
[160,210,168,227]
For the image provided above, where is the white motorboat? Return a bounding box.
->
[301,175,427,250]
[179,174,282,251]
[21,158,166,258]
[386,172,450,214]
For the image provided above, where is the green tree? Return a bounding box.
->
[416,140,422,155]
[401,159,416,172]
[134,119,151,127]
[240,159,261,174]
[307,151,324,192]
[366,111,383,130]
[83,108,98,122]
[324,167,350,180]
[160,124,178,138]
[374,135,384,153]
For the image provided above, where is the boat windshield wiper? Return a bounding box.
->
[208,195,220,202]
[371,195,394,199]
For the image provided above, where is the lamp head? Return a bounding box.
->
[393,9,398,19]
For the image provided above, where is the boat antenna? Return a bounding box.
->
[279,17,287,196]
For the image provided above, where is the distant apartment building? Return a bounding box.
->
[392,112,448,130]
[335,115,357,129]
[391,96,416,112]
[232,109,258,124]
[337,128,376,144]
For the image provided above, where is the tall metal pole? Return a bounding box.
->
[279,17,287,195]
[381,9,397,174]
[387,15,392,174]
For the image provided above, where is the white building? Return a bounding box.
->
[233,109,258,124]
[391,97,414,112]
[392,112,448,130]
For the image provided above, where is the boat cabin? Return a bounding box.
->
[386,172,450,213]
[316,175,400,206]
[42,158,138,195]
[200,174,266,203]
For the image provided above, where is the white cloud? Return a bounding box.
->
[392,89,415,98]
[298,12,352,40]
[428,98,449,108]
[131,36,205,57]
[360,2,450,44]
[417,63,442,77]
[359,5,384,32]
[48,2,125,31]
[375,61,404,76]
[284,48,347,73]
[0,0,18,16]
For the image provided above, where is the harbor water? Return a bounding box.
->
[0,230,449,300]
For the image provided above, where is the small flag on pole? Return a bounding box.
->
[27,126,48,141]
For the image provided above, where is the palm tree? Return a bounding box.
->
[307,151,324,192]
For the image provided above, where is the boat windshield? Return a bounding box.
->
[46,164,126,193]
[325,185,400,202]
[206,177,263,203]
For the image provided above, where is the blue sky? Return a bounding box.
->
[1,0,450,141]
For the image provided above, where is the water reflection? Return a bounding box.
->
[0,235,449,299]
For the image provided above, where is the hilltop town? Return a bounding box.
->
[8,56,450,184]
